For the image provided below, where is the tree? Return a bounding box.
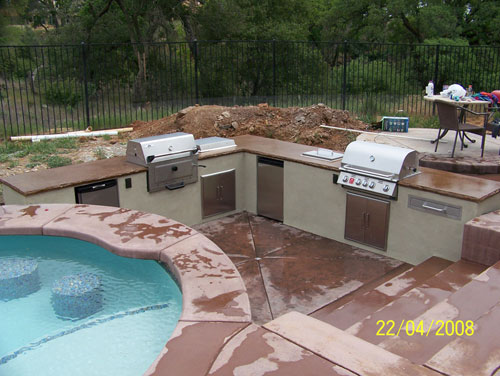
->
[70,0,186,102]
[319,0,500,45]
[194,0,323,41]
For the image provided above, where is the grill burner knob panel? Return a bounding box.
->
[337,171,397,197]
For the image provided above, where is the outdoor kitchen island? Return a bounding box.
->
[2,135,500,265]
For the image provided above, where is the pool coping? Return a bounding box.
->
[0,204,252,375]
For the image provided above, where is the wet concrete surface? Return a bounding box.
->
[193,212,405,325]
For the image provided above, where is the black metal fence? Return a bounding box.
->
[1,40,499,138]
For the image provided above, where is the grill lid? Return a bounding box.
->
[126,132,198,166]
[341,141,419,182]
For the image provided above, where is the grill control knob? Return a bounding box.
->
[369,182,375,189]
[355,179,362,185]
[342,175,349,183]
[362,180,368,187]
[383,185,390,192]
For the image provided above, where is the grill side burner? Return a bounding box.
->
[126,132,199,192]
[338,141,419,198]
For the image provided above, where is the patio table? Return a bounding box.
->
[424,95,491,145]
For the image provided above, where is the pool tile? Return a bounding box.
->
[0,204,73,235]
[43,205,197,259]
[145,321,250,376]
[160,233,251,322]
[208,323,357,376]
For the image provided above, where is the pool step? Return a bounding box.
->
[264,311,440,376]
[379,260,500,365]
[310,262,412,316]
[311,256,452,330]
[345,259,486,345]
[426,301,500,376]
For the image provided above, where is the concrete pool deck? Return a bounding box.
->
[2,204,500,375]
[193,212,406,325]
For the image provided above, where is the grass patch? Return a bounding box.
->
[409,116,439,129]
[47,156,72,168]
[29,154,49,163]
[8,160,19,168]
[25,162,41,169]
[0,138,79,169]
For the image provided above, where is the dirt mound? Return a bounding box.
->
[129,104,371,151]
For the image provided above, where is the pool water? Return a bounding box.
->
[0,235,182,376]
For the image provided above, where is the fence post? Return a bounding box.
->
[432,44,440,115]
[272,39,276,106]
[342,40,347,110]
[193,39,199,105]
[81,42,91,129]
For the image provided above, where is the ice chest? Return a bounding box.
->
[382,117,409,132]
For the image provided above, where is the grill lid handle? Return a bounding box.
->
[145,147,199,164]
[342,165,395,179]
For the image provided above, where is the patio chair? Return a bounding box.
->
[434,101,488,158]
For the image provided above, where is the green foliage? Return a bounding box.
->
[0,139,77,169]
[195,0,319,41]
[52,137,78,149]
[44,79,82,107]
[46,155,72,168]
[319,0,500,46]
[0,48,33,79]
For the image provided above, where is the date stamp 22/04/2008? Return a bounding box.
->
[375,319,474,337]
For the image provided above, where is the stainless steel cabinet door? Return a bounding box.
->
[201,169,236,218]
[345,192,390,250]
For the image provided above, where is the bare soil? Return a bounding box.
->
[0,104,371,203]
[129,103,370,150]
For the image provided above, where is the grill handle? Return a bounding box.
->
[146,147,199,163]
[166,182,185,190]
[343,165,395,180]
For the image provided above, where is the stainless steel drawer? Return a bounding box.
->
[408,195,462,220]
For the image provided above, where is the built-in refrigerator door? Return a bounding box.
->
[74,179,120,207]
[257,157,284,221]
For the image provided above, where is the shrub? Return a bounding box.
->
[44,80,82,107]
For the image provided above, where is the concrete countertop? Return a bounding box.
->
[1,135,500,202]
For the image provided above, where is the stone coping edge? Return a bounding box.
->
[0,204,252,376]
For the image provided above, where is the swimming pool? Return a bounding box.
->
[0,235,182,376]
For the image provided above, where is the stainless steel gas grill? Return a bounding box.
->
[337,141,420,250]
[126,132,200,192]
[338,141,419,199]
